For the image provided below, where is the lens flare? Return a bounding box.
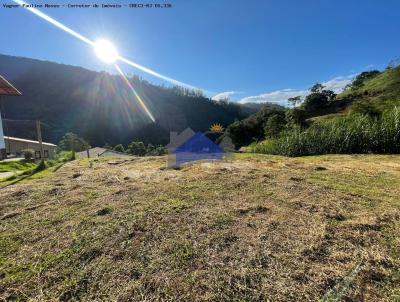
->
[114,64,155,123]
[13,0,213,123]
[94,40,119,64]
[13,0,205,92]
[12,0,93,46]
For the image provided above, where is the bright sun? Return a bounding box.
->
[94,39,119,63]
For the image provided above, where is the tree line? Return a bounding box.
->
[58,132,167,156]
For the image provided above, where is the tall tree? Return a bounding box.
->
[288,96,302,107]
[58,132,90,152]
[310,83,324,93]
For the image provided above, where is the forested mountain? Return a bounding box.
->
[0,54,261,146]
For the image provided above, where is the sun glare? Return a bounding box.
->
[94,39,119,63]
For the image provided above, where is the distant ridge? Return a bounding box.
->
[0,54,259,146]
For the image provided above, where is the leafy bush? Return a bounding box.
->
[264,114,286,138]
[226,107,285,148]
[33,160,46,173]
[127,141,167,156]
[113,144,125,153]
[55,151,75,162]
[71,150,76,161]
[347,70,381,90]
[21,149,34,160]
[128,141,146,156]
[253,107,400,156]
[58,132,90,152]
[349,101,380,117]
[285,108,307,126]
[153,145,168,156]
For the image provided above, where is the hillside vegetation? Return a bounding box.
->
[339,66,400,113]
[234,66,400,156]
[254,107,400,156]
[0,154,399,301]
[0,55,259,147]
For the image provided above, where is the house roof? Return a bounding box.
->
[166,128,195,149]
[77,147,107,158]
[0,75,22,96]
[77,147,132,158]
[4,136,57,146]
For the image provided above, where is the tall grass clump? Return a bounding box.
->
[253,107,400,156]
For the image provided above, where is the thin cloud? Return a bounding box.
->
[212,91,241,101]
[322,74,355,93]
[238,73,356,106]
[238,89,308,106]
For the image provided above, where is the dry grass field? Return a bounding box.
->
[1,154,399,301]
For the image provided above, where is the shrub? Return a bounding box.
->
[349,101,380,117]
[285,108,307,126]
[55,151,75,162]
[155,145,167,155]
[58,132,90,152]
[348,70,381,89]
[33,160,46,173]
[128,141,146,156]
[226,107,285,148]
[264,114,286,138]
[113,144,125,153]
[21,149,34,160]
[253,107,400,156]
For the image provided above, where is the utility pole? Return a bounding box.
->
[0,96,5,159]
[36,120,44,159]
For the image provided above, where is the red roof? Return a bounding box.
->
[0,75,22,96]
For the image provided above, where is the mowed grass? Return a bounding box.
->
[0,161,36,173]
[0,155,399,301]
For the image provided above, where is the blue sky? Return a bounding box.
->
[1,0,400,105]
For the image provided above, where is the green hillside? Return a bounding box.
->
[232,65,400,156]
[0,54,259,147]
[338,66,400,113]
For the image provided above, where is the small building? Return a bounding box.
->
[4,136,57,159]
[77,147,132,159]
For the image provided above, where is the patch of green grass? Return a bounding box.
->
[213,213,235,229]
[307,170,400,206]
[0,161,36,173]
[1,260,37,284]
[162,198,192,212]
[309,112,344,123]
[169,239,195,269]
[1,160,67,185]
[85,191,99,201]
[28,165,57,180]
[0,236,22,261]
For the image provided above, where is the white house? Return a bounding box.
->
[4,136,57,159]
